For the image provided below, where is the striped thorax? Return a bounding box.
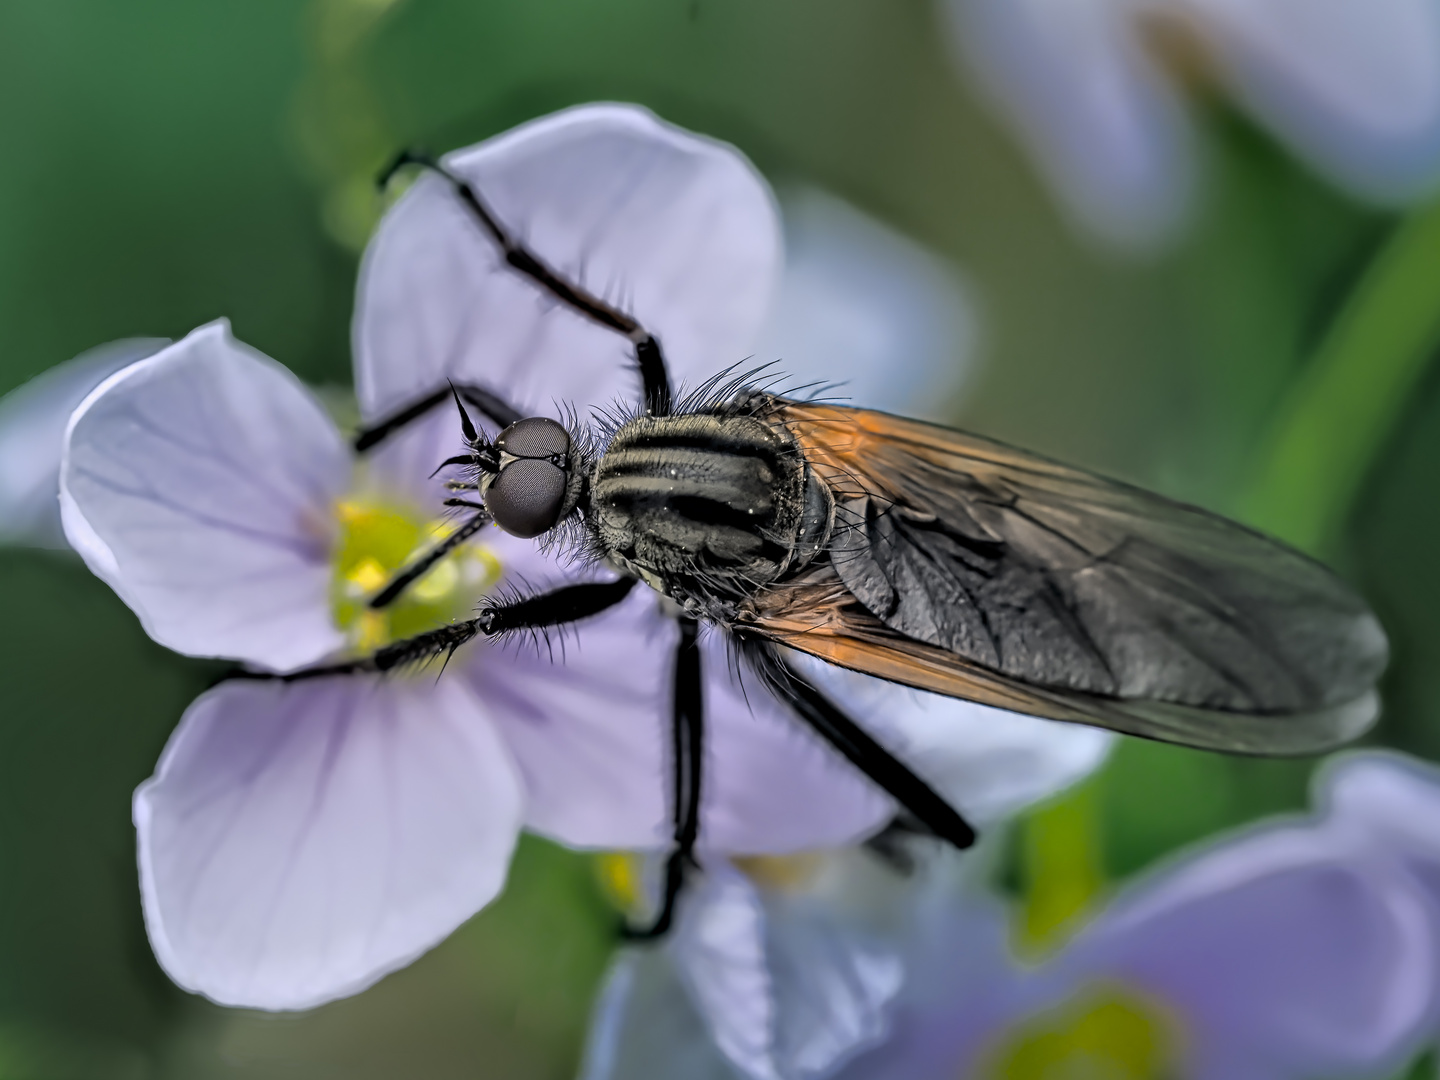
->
[589,411,833,605]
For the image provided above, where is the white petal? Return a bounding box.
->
[664,861,906,1080]
[579,949,743,1080]
[60,321,349,670]
[135,674,523,1010]
[0,338,168,548]
[701,633,895,854]
[458,580,672,851]
[1184,0,1440,200]
[941,0,1196,250]
[355,102,781,495]
[760,876,906,1078]
[671,866,780,1080]
[753,187,976,420]
[794,654,1114,826]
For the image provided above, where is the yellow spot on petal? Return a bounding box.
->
[733,853,824,893]
[594,853,645,915]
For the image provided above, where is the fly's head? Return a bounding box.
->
[483,416,581,538]
[444,391,586,541]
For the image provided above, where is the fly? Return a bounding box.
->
[240,151,1389,938]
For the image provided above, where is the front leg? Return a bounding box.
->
[228,577,639,683]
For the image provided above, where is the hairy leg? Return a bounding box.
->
[228,577,639,682]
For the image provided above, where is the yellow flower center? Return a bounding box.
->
[979,983,1183,1080]
[330,496,501,655]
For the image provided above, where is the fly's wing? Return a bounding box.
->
[743,400,1388,755]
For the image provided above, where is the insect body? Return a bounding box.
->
[470,392,1383,756]
[267,148,1388,938]
[590,409,831,607]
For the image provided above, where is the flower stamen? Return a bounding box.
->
[330,496,501,657]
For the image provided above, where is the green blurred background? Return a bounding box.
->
[0,1,1435,1076]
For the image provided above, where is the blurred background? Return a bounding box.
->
[0,0,1436,1076]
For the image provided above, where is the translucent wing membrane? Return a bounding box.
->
[746,400,1387,754]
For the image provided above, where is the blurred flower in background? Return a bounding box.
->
[0,338,167,548]
[940,0,1440,249]
[831,751,1440,1080]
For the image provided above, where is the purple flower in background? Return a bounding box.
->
[830,750,1440,1080]
[49,103,1101,1014]
[941,0,1440,249]
[581,684,1113,1080]
[0,338,168,547]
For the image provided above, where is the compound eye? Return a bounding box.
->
[496,416,571,460]
[487,458,568,538]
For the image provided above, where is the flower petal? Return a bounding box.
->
[1055,814,1437,1079]
[795,653,1114,826]
[0,338,168,548]
[465,595,891,855]
[701,633,895,854]
[135,674,523,1010]
[1185,0,1440,201]
[60,320,349,670]
[457,581,671,852]
[759,870,906,1077]
[671,866,779,1079]
[579,948,741,1080]
[833,873,1022,1080]
[1325,750,1440,861]
[940,0,1196,249]
[355,103,781,494]
[665,860,906,1080]
[753,187,975,420]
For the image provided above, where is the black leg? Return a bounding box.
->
[367,508,494,610]
[740,637,976,852]
[623,616,703,940]
[354,382,524,453]
[226,577,638,683]
[384,151,674,416]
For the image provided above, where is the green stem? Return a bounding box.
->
[1017,782,1106,955]
[1237,200,1440,553]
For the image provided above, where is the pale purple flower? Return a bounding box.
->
[581,685,1113,1080]
[942,0,1440,249]
[52,103,1081,1015]
[831,750,1440,1080]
